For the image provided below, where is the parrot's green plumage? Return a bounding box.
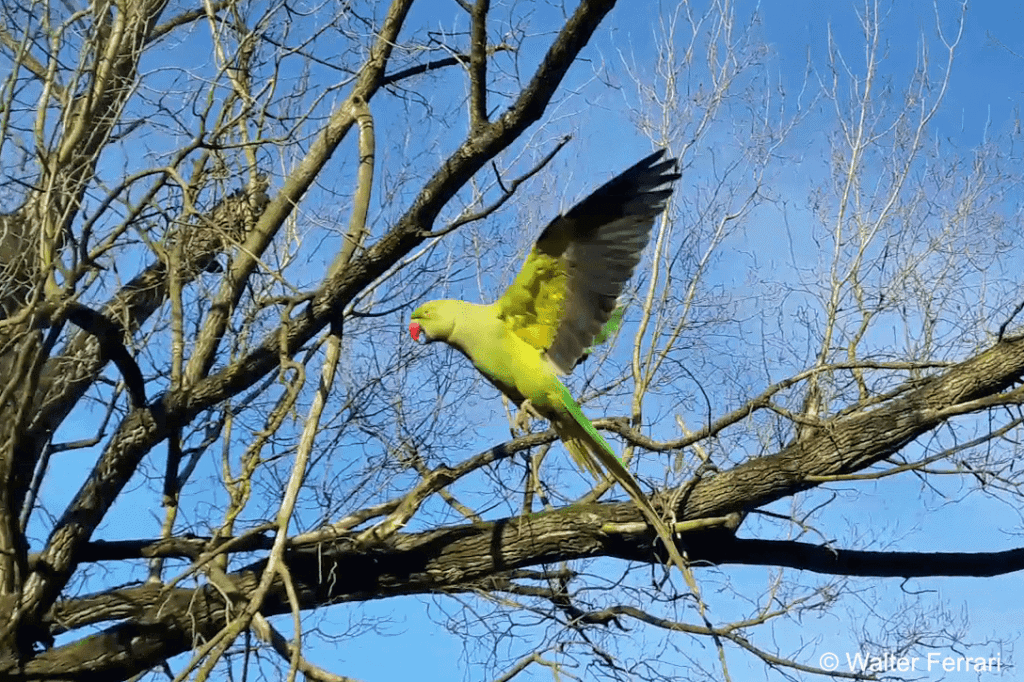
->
[410,150,686,575]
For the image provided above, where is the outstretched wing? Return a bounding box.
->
[496,149,679,373]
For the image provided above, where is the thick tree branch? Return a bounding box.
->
[689,537,1024,578]
[674,335,1024,520]
[468,0,489,130]
[12,502,1023,681]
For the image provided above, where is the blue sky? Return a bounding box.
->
[306,2,1023,679]
[21,0,1024,679]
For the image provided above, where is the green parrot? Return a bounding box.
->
[409,149,687,574]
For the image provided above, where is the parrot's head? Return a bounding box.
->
[409,300,457,344]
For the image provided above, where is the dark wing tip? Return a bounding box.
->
[601,148,680,188]
[534,149,680,251]
[561,148,679,226]
[630,148,680,180]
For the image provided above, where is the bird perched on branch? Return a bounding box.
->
[409,149,689,574]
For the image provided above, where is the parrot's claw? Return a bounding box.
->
[514,399,543,432]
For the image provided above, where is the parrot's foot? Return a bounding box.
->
[515,399,544,432]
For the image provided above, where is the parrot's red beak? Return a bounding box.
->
[409,321,423,342]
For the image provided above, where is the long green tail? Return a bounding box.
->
[552,385,691,577]
[550,377,717,662]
